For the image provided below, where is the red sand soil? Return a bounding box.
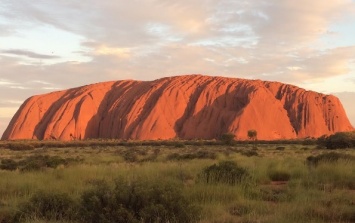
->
[2,75,353,140]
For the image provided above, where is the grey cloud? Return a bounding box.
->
[0,81,57,103]
[2,0,354,50]
[81,41,100,48]
[0,24,13,36]
[1,1,176,47]
[248,0,354,45]
[1,1,245,47]
[0,100,23,107]
[2,49,60,59]
[220,46,355,84]
[287,46,355,81]
[0,55,121,91]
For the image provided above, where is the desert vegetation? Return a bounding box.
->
[0,135,354,223]
[247,130,258,141]
[317,131,355,149]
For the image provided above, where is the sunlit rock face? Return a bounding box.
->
[2,75,353,140]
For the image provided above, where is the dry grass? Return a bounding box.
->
[0,143,354,222]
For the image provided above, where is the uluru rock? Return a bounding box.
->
[2,75,354,140]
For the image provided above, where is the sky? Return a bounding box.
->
[0,0,355,136]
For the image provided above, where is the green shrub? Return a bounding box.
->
[80,179,200,223]
[121,148,148,162]
[220,133,235,145]
[174,142,186,148]
[318,132,355,149]
[199,161,249,185]
[0,159,18,171]
[315,145,326,150]
[302,139,316,145]
[0,208,20,223]
[20,191,78,221]
[80,181,135,223]
[247,130,258,141]
[6,143,35,151]
[306,152,354,166]
[167,151,217,161]
[122,151,138,162]
[275,146,285,151]
[166,153,180,160]
[259,187,294,202]
[240,149,258,157]
[0,155,82,172]
[18,155,73,171]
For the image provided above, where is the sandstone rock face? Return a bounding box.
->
[2,75,354,140]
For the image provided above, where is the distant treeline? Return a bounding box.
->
[0,131,354,150]
[0,139,312,150]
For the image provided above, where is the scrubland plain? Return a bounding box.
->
[0,141,354,223]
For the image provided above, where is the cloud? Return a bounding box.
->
[91,45,132,58]
[1,1,205,47]
[347,74,355,84]
[4,0,352,47]
[0,24,13,36]
[249,0,354,45]
[0,55,129,91]
[0,100,23,107]
[1,49,60,59]
[281,46,355,82]
[2,1,354,52]
[0,79,15,86]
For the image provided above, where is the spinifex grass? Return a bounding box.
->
[0,144,354,223]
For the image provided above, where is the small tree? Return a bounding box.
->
[247,130,257,141]
[318,131,355,149]
[220,133,235,145]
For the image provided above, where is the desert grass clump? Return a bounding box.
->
[6,143,35,151]
[258,186,294,202]
[167,151,217,161]
[121,150,139,162]
[120,148,148,162]
[20,155,81,172]
[80,179,200,223]
[268,169,291,181]
[0,159,18,171]
[0,208,19,223]
[228,202,252,216]
[220,133,235,145]
[275,146,285,151]
[240,149,259,157]
[317,131,355,149]
[306,152,354,166]
[199,161,249,185]
[0,155,82,172]
[19,191,78,221]
[174,142,186,148]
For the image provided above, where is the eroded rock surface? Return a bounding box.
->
[2,75,353,140]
